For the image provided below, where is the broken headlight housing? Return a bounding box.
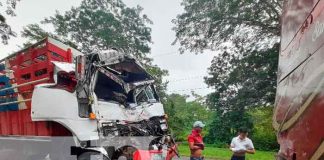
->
[101,117,168,137]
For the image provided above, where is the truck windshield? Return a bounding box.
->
[94,72,127,104]
[94,71,158,106]
[135,85,157,104]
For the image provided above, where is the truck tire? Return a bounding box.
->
[105,146,115,159]
[77,152,109,160]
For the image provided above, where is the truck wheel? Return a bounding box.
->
[77,152,109,160]
[105,146,115,159]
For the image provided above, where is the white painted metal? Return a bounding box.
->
[52,61,75,83]
[52,61,75,73]
[31,83,165,141]
[96,101,165,122]
[30,45,166,144]
[31,85,99,141]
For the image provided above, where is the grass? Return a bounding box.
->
[177,144,276,160]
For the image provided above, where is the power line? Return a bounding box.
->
[169,87,211,93]
[166,75,205,83]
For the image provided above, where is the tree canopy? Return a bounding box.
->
[21,0,168,97]
[204,46,278,146]
[205,44,279,112]
[173,0,283,107]
[22,0,152,60]
[163,94,212,141]
[172,0,282,53]
[173,0,283,145]
[0,0,19,44]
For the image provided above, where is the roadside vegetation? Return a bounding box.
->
[164,94,278,152]
[168,0,283,154]
[178,143,276,160]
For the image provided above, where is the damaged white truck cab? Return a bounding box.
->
[31,48,174,159]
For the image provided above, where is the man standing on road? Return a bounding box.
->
[230,128,255,160]
[188,121,205,160]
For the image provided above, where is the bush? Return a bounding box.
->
[252,131,279,151]
[249,107,279,151]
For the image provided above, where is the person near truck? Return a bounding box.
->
[188,121,205,160]
[230,127,255,160]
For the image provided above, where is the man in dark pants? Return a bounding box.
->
[188,121,205,160]
[230,128,255,160]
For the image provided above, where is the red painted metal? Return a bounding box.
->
[0,37,74,137]
[275,0,324,159]
[133,150,176,160]
[133,150,163,160]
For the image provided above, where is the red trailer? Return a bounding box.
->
[274,0,324,159]
[0,37,177,160]
[0,37,79,137]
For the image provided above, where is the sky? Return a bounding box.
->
[0,0,215,98]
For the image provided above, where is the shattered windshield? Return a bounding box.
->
[94,71,127,104]
[94,69,158,105]
[136,90,148,103]
[135,85,157,104]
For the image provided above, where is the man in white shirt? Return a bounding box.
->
[229,128,255,160]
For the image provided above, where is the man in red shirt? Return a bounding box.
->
[188,121,205,160]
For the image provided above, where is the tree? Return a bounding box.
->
[21,0,168,97]
[0,0,20,44]
[23,0,152,59]
[248,107,279,151]
[173,0,283,106]
[173,0,283,144]
[172,0,282,53]
[164,94,212,141]
[205,110,253,145]
[205,44,279,111]
[203,42,279,144]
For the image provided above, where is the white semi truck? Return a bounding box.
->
[0,37,177,160]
